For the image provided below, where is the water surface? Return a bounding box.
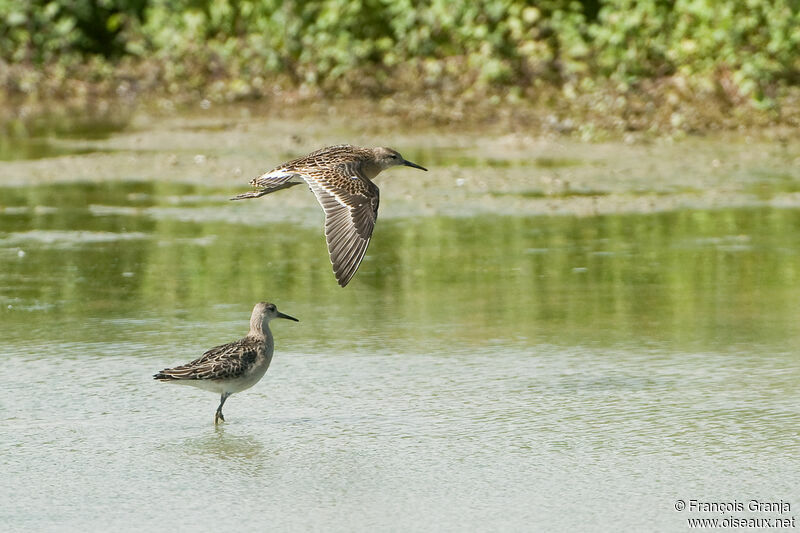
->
[1,179,799,530]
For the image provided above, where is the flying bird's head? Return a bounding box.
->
[250,302,299,333]
[371,147,428,174]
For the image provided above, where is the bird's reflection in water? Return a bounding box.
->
[182,426,269,467]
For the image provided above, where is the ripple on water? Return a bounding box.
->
[0,230,149,249]
[2,202,800,531]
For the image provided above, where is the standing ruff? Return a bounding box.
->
[153,302,299,424]
[231,145,427,287]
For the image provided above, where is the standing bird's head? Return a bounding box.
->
[366,147,428,177]
[250,301,299,335]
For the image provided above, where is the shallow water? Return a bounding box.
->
[2,175,800,528]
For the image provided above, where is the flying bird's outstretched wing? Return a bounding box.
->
[304,161,379,287]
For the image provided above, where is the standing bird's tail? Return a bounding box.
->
[153,371,179,381]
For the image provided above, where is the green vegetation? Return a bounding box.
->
[1,0,800,132]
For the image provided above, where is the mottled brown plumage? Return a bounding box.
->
[231,145,427,287]
[153,338,260,382]
[154,302,298,424]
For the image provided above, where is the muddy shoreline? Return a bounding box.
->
[1,105,799,219]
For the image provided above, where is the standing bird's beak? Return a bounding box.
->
[277,311,299,322]
[403,159,428,171]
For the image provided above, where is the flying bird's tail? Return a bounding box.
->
[230,190,271,200]
[230,182,302,201]
[230,171,304,200]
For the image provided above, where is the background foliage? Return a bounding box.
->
[1,0,799,129]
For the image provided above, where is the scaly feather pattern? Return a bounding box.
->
[231,144,427,286]
[153,302,299,425]
[153,337,261,382]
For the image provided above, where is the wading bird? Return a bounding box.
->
[154,302,298,424]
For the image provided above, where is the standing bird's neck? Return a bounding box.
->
[249,317,270,340]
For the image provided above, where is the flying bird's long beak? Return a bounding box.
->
[277,311,299,322]
[403,159,428,171]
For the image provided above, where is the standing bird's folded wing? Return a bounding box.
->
[153,339,259,381]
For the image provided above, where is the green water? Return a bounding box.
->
[3,182,800,349]
[2,180,800,529]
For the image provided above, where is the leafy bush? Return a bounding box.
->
[591,0,800,96]
[0,0,147,62]
[1,0,799,129]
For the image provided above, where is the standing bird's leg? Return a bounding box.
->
[215,392,231,425]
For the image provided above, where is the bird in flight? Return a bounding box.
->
[231,145,427,287]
